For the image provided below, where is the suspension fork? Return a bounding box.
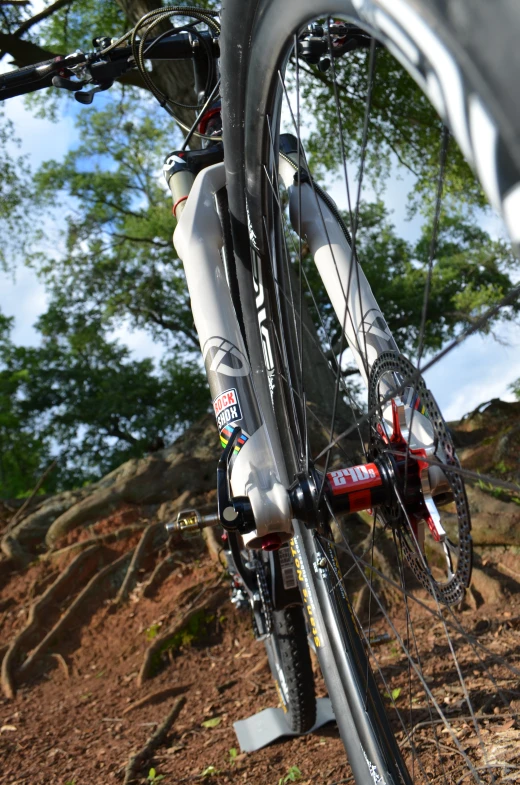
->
[278,152,399,386]
[170,158,412,546]
[172,162,292,548]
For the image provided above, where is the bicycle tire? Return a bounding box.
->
[220,2,520,784]
[264,606,317,733]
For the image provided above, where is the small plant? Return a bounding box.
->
[384,687,402,701]
[228,747,238,766]
[201,717,221,729]
[147,768,165,783]
[279,765,302,785]
[201,765,221,778]
[389,643,399,658]
[145,622,162,641]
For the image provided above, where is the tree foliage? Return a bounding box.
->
[32,99,196,351]
[0,312,208,496]
[0,3,519,495]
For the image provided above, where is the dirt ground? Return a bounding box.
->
[1,530,520,785]
[1,400,520,785]
[0,536,353,785]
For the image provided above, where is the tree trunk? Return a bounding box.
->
[115,0,202,139]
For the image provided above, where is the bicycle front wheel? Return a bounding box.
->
[220,1,520,784]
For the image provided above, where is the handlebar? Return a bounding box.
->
[0,30,219,102]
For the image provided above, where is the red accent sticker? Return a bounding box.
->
[327,463,382,496]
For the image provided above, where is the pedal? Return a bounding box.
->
[165,508,220,539]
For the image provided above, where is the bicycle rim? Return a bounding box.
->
[237,2,520,783]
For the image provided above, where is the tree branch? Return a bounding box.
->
[110,232,170,248]
[0,32,58,65]
[13,0,75,39]
[104,420,138,445]
[132,306,200,348]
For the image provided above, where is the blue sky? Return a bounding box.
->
[325,163,520,420]
[1,86,519,422]
[0,88,167,362]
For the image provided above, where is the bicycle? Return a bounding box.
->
[1,2,520,783]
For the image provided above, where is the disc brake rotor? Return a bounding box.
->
[368,352,472,605]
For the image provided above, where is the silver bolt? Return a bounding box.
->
[316,556,327,569]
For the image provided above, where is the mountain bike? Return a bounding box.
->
[2,3,520,783]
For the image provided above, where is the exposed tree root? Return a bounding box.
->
[49,652,70,680]
[19,548,134,681]
[2,488,89,567]
[45,523,147,561]
[1,544,101,699]
[122,685,192,716]
[243,655,269,679]
[499,561,520,584]
[0,596,15,612]
[471,566,506,605]
[5,460,58,535]
[122,696,186,785]
[354,584,370,619]
[142,555,183,599]
[115,524,161,605]
[203,527,224,564]
[138,583,228,687]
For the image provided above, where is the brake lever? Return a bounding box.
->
[74,80,114,105]
[52,75,88,92]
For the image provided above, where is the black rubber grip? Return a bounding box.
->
[0,58,56,88]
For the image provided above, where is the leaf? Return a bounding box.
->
[280,766,302,784]
[384,688,402,701]
[201,765,221,778]
[201,717,221,729]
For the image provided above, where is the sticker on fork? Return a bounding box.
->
[219,424,249,453]
[213,387,242,432]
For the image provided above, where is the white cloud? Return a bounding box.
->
[109,320,166,365]
[0,265,48,346]
[423,325,520,421]
[2,95,77,168]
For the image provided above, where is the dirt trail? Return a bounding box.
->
[1,400,520,784]
[0,543,350,785]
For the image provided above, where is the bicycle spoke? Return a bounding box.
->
[321,501,483,783]
[314,276,520,467]
[254,11,520,785]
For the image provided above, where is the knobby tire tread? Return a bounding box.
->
[268,607,316,734]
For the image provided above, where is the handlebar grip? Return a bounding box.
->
[0,57,64,101]
[0,58,57,87]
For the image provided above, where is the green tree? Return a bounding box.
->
[0,312,209,494]
[31,99,197,352]
[1,3,519,496]
[0,315,55,497]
